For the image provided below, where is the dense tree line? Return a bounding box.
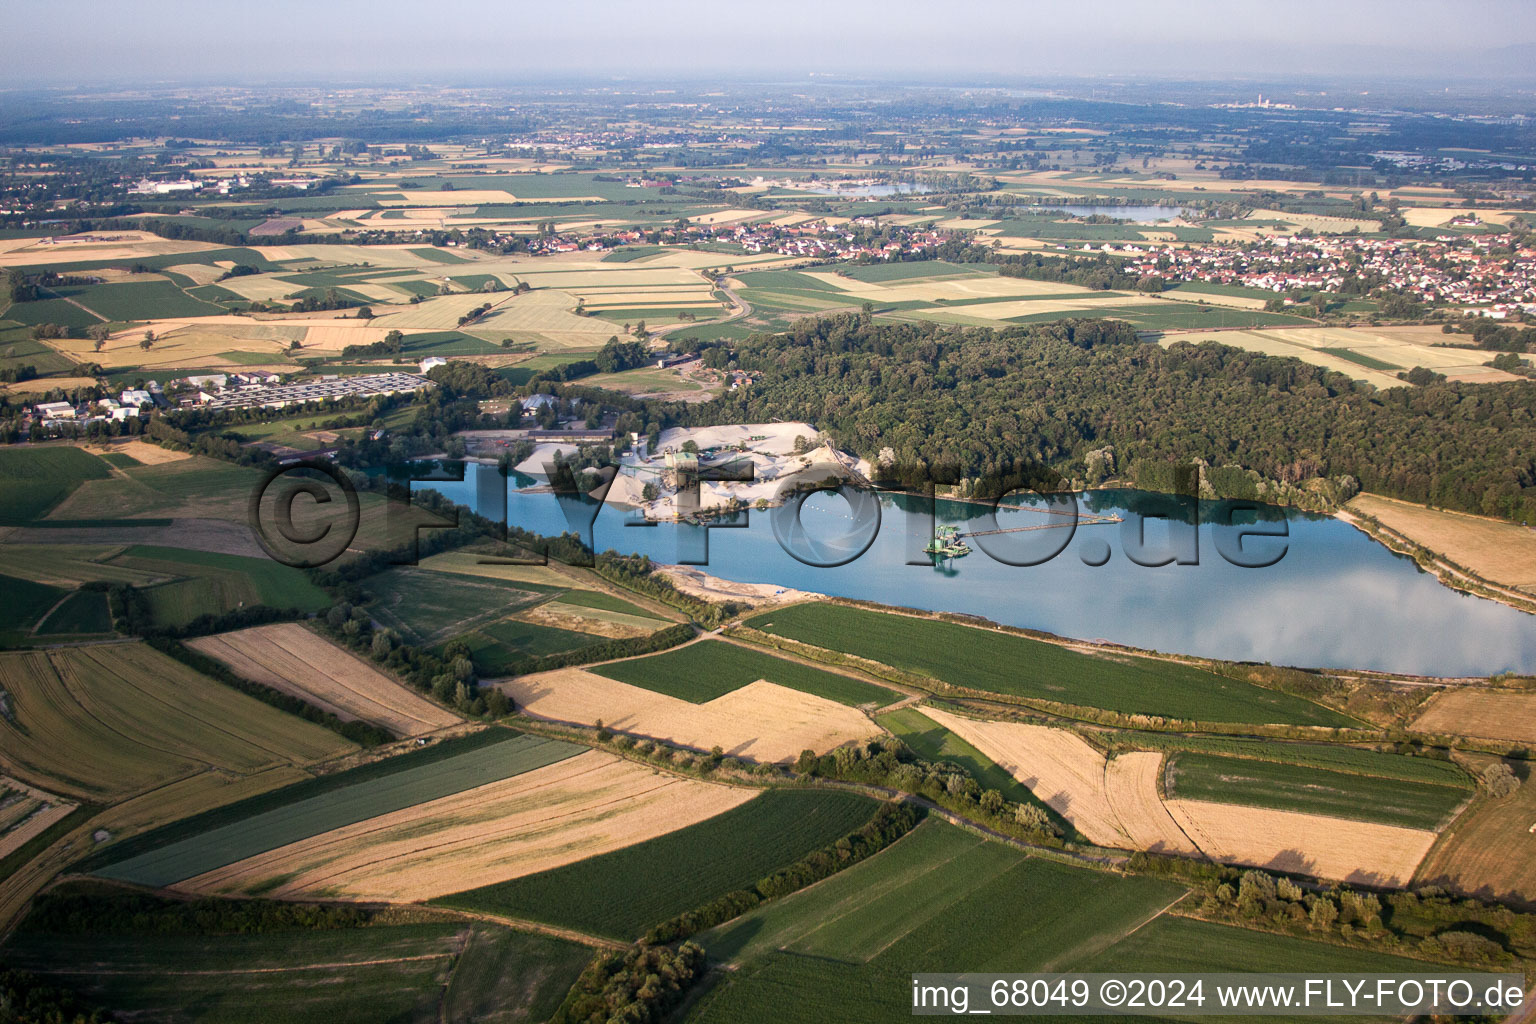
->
[683,315,1536,522]
[20,884,374,936]
[551,942,706,1024]
[793,734,1062,846]
[0,969,108,1024]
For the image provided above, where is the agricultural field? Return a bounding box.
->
[1415,754,1536,904]
[501,666,881,763]
[1164,751,1472,829]
[187,623,462,737]
[730,262,1312,334]
[0,777,77,861]
[917,705,1144,848]
[0,643,352,804]
[1160,325,1523,388]
[690,820,1187,1022]
[112,544,331,626]
[692,819,1443,1023]
[744,603,1353,726]
[1,903,590,1024]
[0,574,71,642]
[175,750,753,902]
[1164,799,1438,887]
[1348,492,1536,597]
[0,446,112,524]
[438,789,879,940]
[920,705,1442,881]
[362,565,554,645]
[89,730,575,887]
[592,638,895,706]
[1411,689,1536,745]
[31,588,113,635]
[43,454,263,523]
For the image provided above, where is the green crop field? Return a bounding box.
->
[437,789,880,941]
[114,544,330,624]
[33,588,113,635]
[0,573,68,640]
[0,544,168,588]
[1165,752,1471,829]
[691,821,1188,1023]
[364,566,549,644]
[0,323,81,374]
[481,617,597,655]
[0,446,111,524]
[745,604,1353,726]
[93,731,582,887]
[1321,346,1402,371]
[593,638,896,706]
[692,821,1446,1023]
[64,280,228,320]
[1,917,588,1024]
[1079,913,1450,975]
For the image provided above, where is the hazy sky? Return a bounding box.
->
[4,0,1536,86]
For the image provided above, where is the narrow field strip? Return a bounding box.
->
[93,732,583,887]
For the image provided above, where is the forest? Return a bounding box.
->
[685,315,1536,522]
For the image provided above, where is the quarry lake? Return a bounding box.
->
[412,469,1536,677]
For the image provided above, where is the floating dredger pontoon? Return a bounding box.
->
[924,525,972,559]
[924,509,1124,561]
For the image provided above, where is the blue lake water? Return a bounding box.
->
[409,467,1536,677]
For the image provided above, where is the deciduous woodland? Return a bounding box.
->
[685,315,1536,520]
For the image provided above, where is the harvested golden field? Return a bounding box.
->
[0,644,351,802]
[178,750,753,902]
[93,439,192,466]
[688,209,772,226]
[500,669,879,763]
[1165,799,1437,887]
[908,295,1147,322]
[40,317,307,371]
[1411,690,1536,745]
[800,270,1086,303]
[0,777,77,861]
[0,233,220,268]
[1246,209,1382,235]
[1415,755,1536,903]
[186,624,461,737]
[1347,493,1536,596]
[367,293,513,331]
[1104,752,1198,855]
[1160,326,1522,389]
[1158,290,1272,311]
[918,706,1127,846]
[1,376,99,396]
